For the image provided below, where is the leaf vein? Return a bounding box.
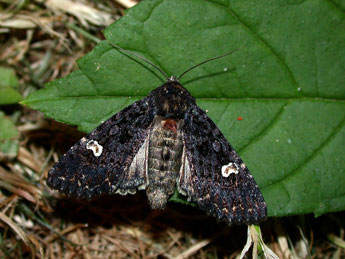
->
[263,115,345,189]
[215,1,300,90]
[238,102,288,153]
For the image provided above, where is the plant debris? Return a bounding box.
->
[0,1,344,258]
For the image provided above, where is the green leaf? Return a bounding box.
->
[0,67,22,105]
[0,112,19,159]
[22,0,345,217]
[0,67,19,89]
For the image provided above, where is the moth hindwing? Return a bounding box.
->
[47,77,267,225]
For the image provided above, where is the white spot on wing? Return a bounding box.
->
[86,140,103,157]
[221,162,239,177]
[138,184,146,190]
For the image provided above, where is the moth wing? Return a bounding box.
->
[179,105,267,224]
[47,97,153,199]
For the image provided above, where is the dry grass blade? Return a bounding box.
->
[0,211,29,245]
[17,146,44,173]
[115,0,138,8]
[102,234,141,259]
[0,14,42,29]
[277,233,292,258]
[45,223,88,243]
[327,233,345,249]
[172,238,212,259]
[45,0,114,27]
[0,166,41,204]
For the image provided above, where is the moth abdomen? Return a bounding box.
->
[146,116,184,209]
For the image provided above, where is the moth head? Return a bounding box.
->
[152,80,193,118]
[108,43,238,119]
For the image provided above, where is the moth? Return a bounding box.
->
[47,43,267,225]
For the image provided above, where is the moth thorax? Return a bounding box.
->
[155,82,191,118]
[160,97,188,117]
[146,116,184,209]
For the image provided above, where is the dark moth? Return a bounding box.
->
[47,45,267,225]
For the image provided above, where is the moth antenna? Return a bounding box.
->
[108,42,169,80]
[177,49,240,80]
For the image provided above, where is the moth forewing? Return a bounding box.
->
[47,97,154,199]
[180,103,267,225]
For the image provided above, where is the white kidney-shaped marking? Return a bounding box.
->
[86,140,103,157]
[221,162,239,177]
